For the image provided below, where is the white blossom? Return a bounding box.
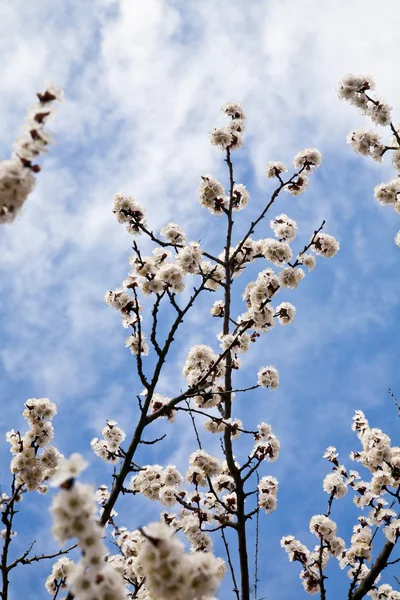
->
[266,161,287,179]
[312,233,340,258]
[257,366,279,390]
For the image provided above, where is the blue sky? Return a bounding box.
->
[1,1,400,598]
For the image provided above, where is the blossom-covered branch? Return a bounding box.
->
[339,74,400,247]
[0,83,63,223]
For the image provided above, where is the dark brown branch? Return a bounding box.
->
[221,528,240,600]
[350,540,395,600]
[254,483,260,600]
[7,543,76,571]
[388,388,400,418]
[139,434,166,445]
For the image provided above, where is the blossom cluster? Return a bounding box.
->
[282,410,400,595]
[107,517,226,599]
[106,212,227,357]
[91,420,126,464]
[0,83,63,224]
[131,463,183,505]
[45,556,74,596]
[139,522,223,600]
[339,73,400,246]
[266,147,322,196]
[208,100,246,153]
[258,475,279,513]
[7,398,61,491]
[50,454,128,600]
[198,174,250,216]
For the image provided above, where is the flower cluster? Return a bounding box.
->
[186,450,222,484]
[258,475,279,513]
[109,527,144,589]
[338,74,391,126]
[113,193,147,235]
[45,556,74,596]
[131,464,183,506]
[270,213,297,242]
[91,420,126,464]
[252,422,280,462]
[283,410,400,595]
[266,147,321,196]
[50,454,128,600]
[7,398,60,491]
[338,73,400,246]
[160,221,186,245]
[257,366,279,390]
[106,215,228,358]
[312,232,340,258]
[139,522,222,600]
[0,83,63,224]
[209,101,245,152]
[281,512,346,596]
[183,344,224,388]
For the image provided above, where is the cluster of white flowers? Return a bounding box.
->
[183,344,224,388]
[383,519,400,544]
[338,74,391,126]
[7,398,61,491]
[322,468,348,499]
[113,193,147,235]
[265,161,288,179]
[106,214,228,356]
[280,536,322,594]
[180,511,215,552]
[338,74,400,246]
[45,556,74,596]
[283,410,400,595]
[252,422,280,463]
[231,183,250,211]
[104,285,149,356]
[299,252,317,271]
[176,242,202,275]
[91,420,126,464]
[270,213,297,242]
[217,331,251,355]
[241,269,278,332]
[266,148,321,196]
[279,266,304,289]
[160,221,186,245]
[312,232,340,258]
[139,522,222,600]
[276,301,296,325]
[257,366,279,390]
[109,527,144,589]
[131,464,183,506]
[281,513,346,596]
[102,516,224,598]
[258,475,278,513]
[369,584,400,600]
[225,238,263,277]
[210,299,224,318]
[198,178,250,217]
[209,100,245,152]
[0,83,63,224]
[262,238,293,266]
[187,450,222,485]
[198,175,227,216]
[50,454,128,600]
[293,148,322,171]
